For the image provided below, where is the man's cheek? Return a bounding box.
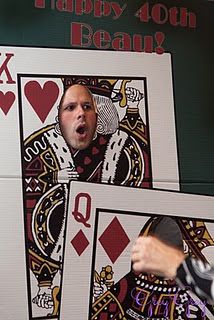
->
[62,118,73,133]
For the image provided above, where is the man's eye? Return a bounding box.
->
[66,105,75,111]
[83,104,92,110]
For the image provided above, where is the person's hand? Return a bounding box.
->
[131,236,185,279]
[57,167,79,183]
[32,286,53,309]
[126,87,144,107]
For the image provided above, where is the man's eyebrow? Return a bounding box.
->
[62,101,76,106]
[82,100,93,104]
[61,100,93,107]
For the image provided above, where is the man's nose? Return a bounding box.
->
[76,105,85,119]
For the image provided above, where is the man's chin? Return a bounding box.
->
[69,141,90,151]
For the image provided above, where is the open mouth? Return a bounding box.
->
[76,124,87,135]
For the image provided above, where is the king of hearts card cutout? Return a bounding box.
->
[1,46,207,319]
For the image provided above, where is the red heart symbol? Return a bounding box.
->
[77,166,84,173]
[99,136,107,145]
[0,91,15,115]
[84,156,92,165]
[92,147,99,155]
[24,81,59,122]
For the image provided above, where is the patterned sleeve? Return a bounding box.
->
[176,256,214,305]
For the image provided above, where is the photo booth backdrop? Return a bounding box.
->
[0,0,213,195]
[0,1,214,320]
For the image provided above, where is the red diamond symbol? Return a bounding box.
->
[71,230,89,256]
[99,217,130,264]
